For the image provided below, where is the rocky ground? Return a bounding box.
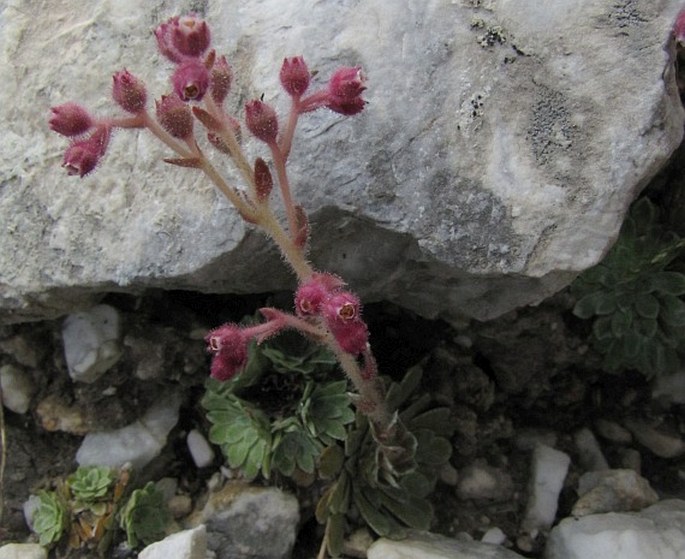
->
[0,282,684,558]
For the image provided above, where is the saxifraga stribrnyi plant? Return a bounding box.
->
[572,196,685,377]
[49,14,453,556]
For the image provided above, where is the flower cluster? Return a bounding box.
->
[50,13,379,414]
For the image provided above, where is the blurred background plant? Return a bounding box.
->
[28,465,169,555]
[571,196,685,377]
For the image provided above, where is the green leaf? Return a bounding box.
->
[385,364,422,411]
[414,429,452,466]
[635,317,658,338]
[660,294,685,327]
[649,271,685,295]
[119,482,170,548]
[634,293,659,319]
[326,513,346,558]
[593,315,614,340]
[379,491,433,531]
[407,408,452,435]
[610,310,633,337]
[573,292,606,319]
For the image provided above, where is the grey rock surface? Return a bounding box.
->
[1,0,683,324]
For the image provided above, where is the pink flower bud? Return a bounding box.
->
[210,55,233,105]
[62,125,111,177]
[205,323,249,381]
[172,15,211,58]
[330,320,368,355]
[280,56,310,97]
[326,66,367,115]
[253,157,273,202]
[156,94,194,139]
[675,8,685,44]
[112,69,147,113]
[49,103,94,137]
[328,66,366,99]
[245,100,278,144]
[172,60,210,101]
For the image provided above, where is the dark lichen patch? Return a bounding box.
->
[526,87,574,165]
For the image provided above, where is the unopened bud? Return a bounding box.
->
[211,55,233,105]
[245,100,278,144]
[112,69,147,113]
[253,157,273,202]
[49,103,94,137]
[156,94,194,139]
[280,56,310,97]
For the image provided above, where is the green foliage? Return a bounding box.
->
[316,365,455,557]
[119,482,170,548]
[28,466,169,553]
[202,334,355,480]
[32,490,69,547]
[67,466,115,503]
[572,197,685,377]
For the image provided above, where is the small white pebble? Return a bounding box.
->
[481,527,507,545]
[187,429,215,468]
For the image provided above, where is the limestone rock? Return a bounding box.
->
[62,304,122,384]
[572,469,659,517]
[190,483,299,559]
[75,392,181,469]
[0,364,35,414]
[138,525,207,559]
[0,543,47,559]
[1,0,683,324]
[546,499,685,559]
[367,530,525,559]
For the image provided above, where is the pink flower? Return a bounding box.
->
[675,8,685,44]
[245,100,278,144]
[172,59,210,101]
[49,103,94,137]
[62,125,111,177]
[294,274,346,316]
[280,56,311,97]
[205,324,250,381]
[326,66,366,115]
[156,94,194,139]
[112,69,147,113]
[210,55,233,105]
[155,15,211,62]
[321,291,368,355]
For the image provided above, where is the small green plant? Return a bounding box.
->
[202,333,355,481]
[68,465,115,503]
[119,482,170,548]
[32,490,69,547]
[28,466,169,554]
[572,197,685,376]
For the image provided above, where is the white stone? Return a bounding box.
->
[481,527,507,546]
[0,363,34,413]
[456,463,513,501]
[1,0,683,325]
[652,370,685,404]
[138,525,207,559]
[521,444,570,537]
[594,419,632,444]
[625,419,685,459]
[545,499,685,559]
[187,429,215,469]
[572,469,659,517]
[574,427,609,471]
[62,304,122,383]
[0,543,47,559]
[76,393,180,469]
[368,531,525,559]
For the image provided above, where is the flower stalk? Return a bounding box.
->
[48,14,412,474]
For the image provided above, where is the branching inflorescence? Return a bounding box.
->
[49,15,413,470]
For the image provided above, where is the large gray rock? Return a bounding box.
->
[1,0,682,324]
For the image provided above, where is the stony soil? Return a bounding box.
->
[1,285,683,557]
